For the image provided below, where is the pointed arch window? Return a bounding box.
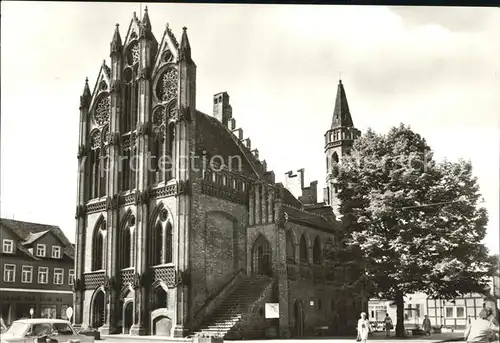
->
[150,209,174,266]
[92,220,106,271]
[332,152,339,164]
[166,122,175,181]
[313,237,322,264]
[299,234,308,263]
[119,215,135,269]
[286,231,295,263]
[120,135,136,192]
[123,41,140,133]
[151,106,175,184]
[165,223,173,264]
[154,223,163,266]
[89,130,107,199]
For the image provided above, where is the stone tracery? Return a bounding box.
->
[91,130,102,150]
[127,41,140,66]
[94,95,110,126]
[156,68,178,102]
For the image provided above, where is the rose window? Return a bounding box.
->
[90,130,101,150]
[127,42,140,66]
[153,107,166,126]
[94,96,110,126]
[156,68,178,102]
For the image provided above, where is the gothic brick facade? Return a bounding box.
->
[74,9,365,338]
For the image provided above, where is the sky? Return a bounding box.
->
[1,3,499,254]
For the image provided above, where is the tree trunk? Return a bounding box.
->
[395,291,406,337]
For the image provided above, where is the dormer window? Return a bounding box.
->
[52,246,61,259]
[2,239,13,254]
[36,244,46,257]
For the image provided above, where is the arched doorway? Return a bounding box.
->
[150,285,170,336]
[294,300,305,337]
[91,290,105,329]
[119,287,134,334]
[123,302,133,334]
[252,235,272,277]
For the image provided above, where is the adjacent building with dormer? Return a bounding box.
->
[0,218,75,325]
[73,9,365,338]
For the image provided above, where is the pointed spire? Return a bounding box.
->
[331,79,354,129]
[140,6,152,38]
[179,27,192,63]
[110,23,122,55]
[80,77,91,109]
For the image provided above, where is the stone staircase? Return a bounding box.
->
[190,276,272,338]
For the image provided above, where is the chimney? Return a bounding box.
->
[229,118,237,130]
[213,92,232,126]
[251,149,259,159]
[284,170,303,200]
[232,128,243,140]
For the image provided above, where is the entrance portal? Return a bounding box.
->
[294,300,304,337]
[252,235,272,276]
[91,290,105,329]
[123,302,133,334]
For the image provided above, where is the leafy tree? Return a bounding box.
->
[333,124,492,337]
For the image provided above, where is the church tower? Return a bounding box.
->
[324,80,361,218]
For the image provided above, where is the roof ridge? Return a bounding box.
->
[197,110,264,178]
[1,218,60,228]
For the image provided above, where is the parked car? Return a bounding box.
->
[0,318,94,343]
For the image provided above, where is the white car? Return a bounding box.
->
[0,319,94,343]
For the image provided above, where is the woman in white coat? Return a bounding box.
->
[357,312,371,342]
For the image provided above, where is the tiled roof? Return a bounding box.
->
[282,188,303,208]
[0,218,74,259]
[194,112,335,232]
[195,111,264,178]
[282,205,334,231]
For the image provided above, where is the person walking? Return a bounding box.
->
[464,308,499,342]
[422,314,432,336]
[384,313,393,337]
[357,312,371,343]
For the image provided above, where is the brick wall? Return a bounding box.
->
[190,189,248,316]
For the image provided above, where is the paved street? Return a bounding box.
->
[101,331,465,343]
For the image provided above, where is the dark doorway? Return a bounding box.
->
[123,302,133,334]
[294,300,305,337]
[252,235,272,276]
[91,291,105,329]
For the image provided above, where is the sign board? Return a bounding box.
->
[265,303,279,319]
[66,307,74,321]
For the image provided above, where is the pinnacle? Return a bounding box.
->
[180,26,191,61]
[111,22,123,54]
